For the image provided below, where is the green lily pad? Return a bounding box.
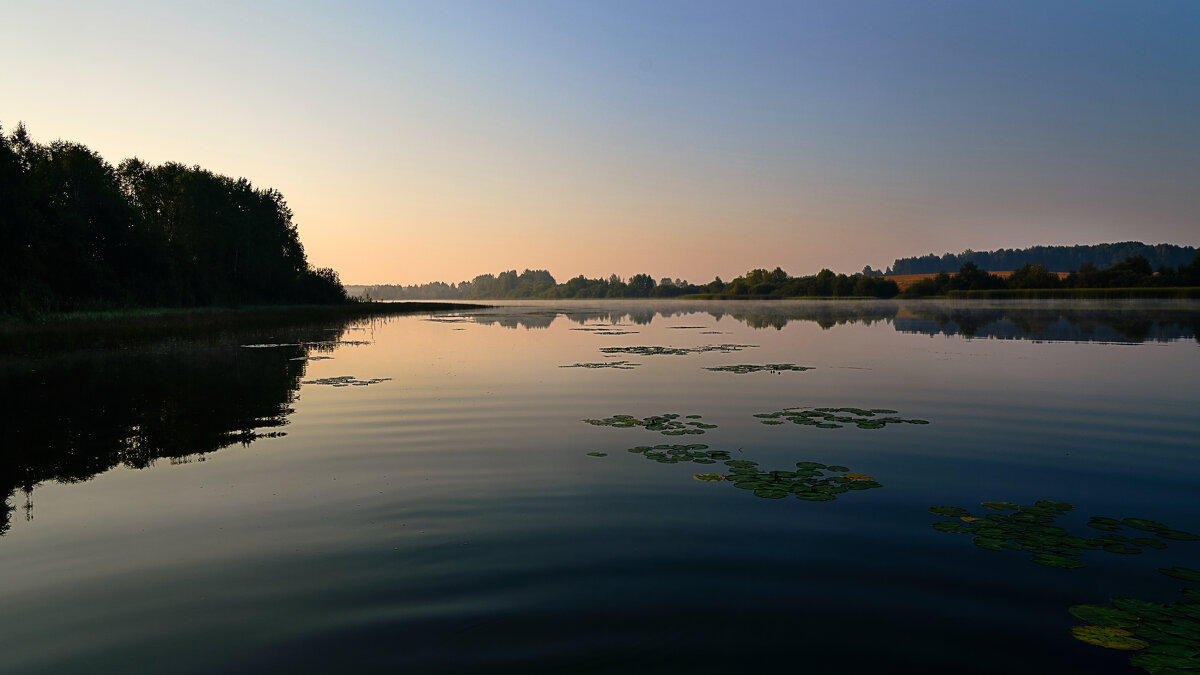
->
[1070,625,1150,650]
[693,473,725,482]
[1069,604,1141,628]
[981,501,1020,511]
[705,363,815,374]
[1161,567,1200,583]
[1103,543,1143,555]
[1130,651,1200,671]
[929,506,970,517]
[933,521,975,534]
[585,451,608,457]
[753,488,789,499]
[1157,529,1200,541]
[1112,597,1170,618]
[796,492,835,501]
[1033,553,1085,569]
[1124,517,1170,532]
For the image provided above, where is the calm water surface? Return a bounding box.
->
[2,300,1198,673]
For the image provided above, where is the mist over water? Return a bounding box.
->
[1,300,1198,674]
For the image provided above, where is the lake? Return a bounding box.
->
[2,299,1198,674]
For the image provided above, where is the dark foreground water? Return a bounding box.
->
[1,300,1198,674]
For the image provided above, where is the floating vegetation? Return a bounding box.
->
[301,375,392,387]
[585,451,608,457]
[627,443,729,464]
[1161,566,1200,583]
[705,364,814,374]
[1070,625,1151,651]
[583,413,716,435]
[570,327,639,335]
[711,459,882,502]
[754,407,927,429]
[598,344,757,356]
[1069,590,1200,671]
[928,500,1200,568]
[559,361,641,370]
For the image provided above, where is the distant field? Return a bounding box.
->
[885,271,1070,291]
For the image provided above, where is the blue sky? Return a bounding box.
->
[3,1,1197,283]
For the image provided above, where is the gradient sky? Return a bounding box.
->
[4,1,1198,284]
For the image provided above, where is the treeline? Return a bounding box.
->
[888,242,1196,275]
[1,123,347,316]
[361,266,900,300]
[906,256,1200,297]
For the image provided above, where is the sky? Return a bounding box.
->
[3,0,1198,285]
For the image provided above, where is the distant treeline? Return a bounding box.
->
[905,256,1200,297]
[888,242,1196,275]
[1,123,347,316]
[360,267,901,300]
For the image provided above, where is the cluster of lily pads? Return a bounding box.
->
[301,375,392,387]
[928,501,1199,568]
[585,441,883,504]
[559,361,640,370]
[628,443,730,464]
[598,344,757,356]
[582,413,717,435]
[755,407,928,429]
[1068,575,1200,672]
[700,460,883,502]
[705,364,814,374]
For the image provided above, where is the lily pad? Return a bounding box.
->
[585,451,608,457]
[704,363,814,374]
[1070,625,1150,651]
[583,413,716,435]
[930,506,971,517]
[1161,567,1200,583]
[1069,604,1141,628]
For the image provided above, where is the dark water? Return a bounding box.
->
[1,300,1198,674]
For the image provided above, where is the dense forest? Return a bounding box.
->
[905,256,1200,297]
[888,243,1196,275]
[0,123,346,316]
[359,267,902,300]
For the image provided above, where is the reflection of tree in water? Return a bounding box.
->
[896,305,1200,343]
[0,321,361,534]
[458,301,1198,341]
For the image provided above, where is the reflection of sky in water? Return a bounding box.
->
[1,300,1198,674]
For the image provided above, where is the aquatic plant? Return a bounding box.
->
[598,344,758,356]
[928,501,1200,568]
[559,361,640,369]
[755,407,928,429]
[582,413,716,435]
[301,375,392,387]
[704,364,814,374]
[713,459,882,502]
[1068,585,1200,671]
[626,443,728,464]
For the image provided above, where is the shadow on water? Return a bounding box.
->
[0,318,380,535]
[448,300,1200,343]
